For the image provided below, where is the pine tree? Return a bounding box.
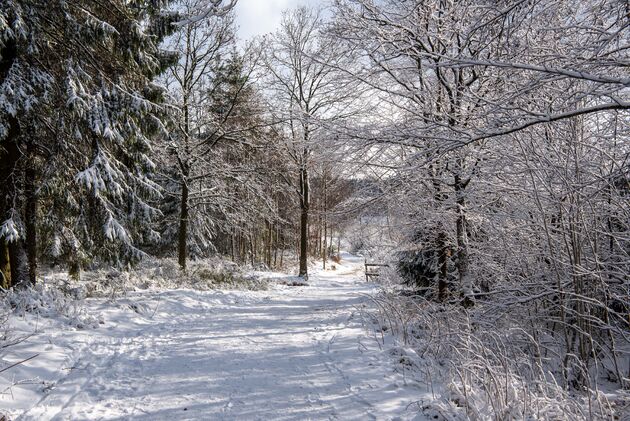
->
[0,0,178,287]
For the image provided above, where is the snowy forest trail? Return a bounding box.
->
[13,254,425,420]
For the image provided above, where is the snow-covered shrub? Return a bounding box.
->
[3,284,100,329]
[349,237,365,255]
[396,248,436,291]
[366,291,627,420]
[31,256,271,297]
[395,228,457,296]
[0,308,10,348]
[192,265,268,291]
[129,257,270,291]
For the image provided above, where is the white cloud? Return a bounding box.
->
[234,0,324,42]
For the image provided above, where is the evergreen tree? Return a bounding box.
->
[0,0,178,287]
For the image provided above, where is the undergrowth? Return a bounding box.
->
[365,290,630,420]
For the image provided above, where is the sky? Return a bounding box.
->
[234,0,324,42]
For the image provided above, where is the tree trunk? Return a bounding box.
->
[249,233,255,265]
[280,230,285,268]
[8,240,28,288]
[329,226,334,258]
[298,166,310,278]
[299,207,309,277]
[0,130,16,288]
[24,140,37,285]
[273,225,279,268]
[430,167,450,301]
[322,218,328,270]
[454,173,473,307]
[178,87,192,271]
[230,229,235,262]
[0,115,29,288]
[266,221,273,268]
[0,244,10,289]
[177,179,189,271]
[437,230,449,301]
[0,38,22,289]
[322,172,328,269]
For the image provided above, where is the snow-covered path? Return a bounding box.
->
[6,255,425,420]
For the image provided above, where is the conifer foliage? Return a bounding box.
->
[0,0,178,287]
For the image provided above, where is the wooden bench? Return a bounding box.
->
[364,262,390,282]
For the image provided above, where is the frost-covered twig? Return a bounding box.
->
[0,354,39,374]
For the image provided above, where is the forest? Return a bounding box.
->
[0,0,628,419]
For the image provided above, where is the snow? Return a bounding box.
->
[1,253,430,420]
[0,218,21,242]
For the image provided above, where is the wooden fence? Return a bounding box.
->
[364,262,390,282]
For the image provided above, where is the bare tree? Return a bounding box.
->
[329,0,630,408]
[263,7,360,278]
